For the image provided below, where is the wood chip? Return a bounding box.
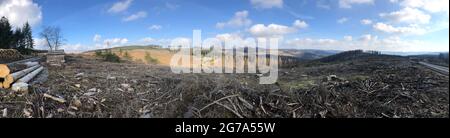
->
[2,108,7,118]
[43,93,67,103]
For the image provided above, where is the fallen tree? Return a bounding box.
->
[0,64,10,78]
[2,65,41,89]
[6,57,41,67]
[23,62,39,67]
[16,66,44,83]
[11,66,44,92]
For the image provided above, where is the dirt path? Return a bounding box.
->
[419,62,449,76]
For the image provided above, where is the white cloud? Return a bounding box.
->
[169,37,192,48]
[149,25,162,30]
[248,20,308,38]
[215,33,243,42]
[93,34,102,42]
[344,36,353,41]
[248,24,296,38]
[358,34,377,42]
[140,37,155,43]
[316,0,331,10]
[286,38,339,50]
[337,17,349,24]
[165,2,180,10]
[393,0,449,14]
[108,0,133,13]
[380,7,431,24]
[123,11,147,22]
[34,38,87,52]
[373,22,427,35]
[0,0,42,28]
[61,43,85,53]
[361,19,373,25]
[103,38,129,48]
[136,37,174,47]
[293,20,308,29]
[339,0,374,8]
[216,10,252,29]
[33,38,48,50]
[285,34,444,52]
[250,0,283,9]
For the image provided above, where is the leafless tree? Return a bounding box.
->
[40,26,64,51]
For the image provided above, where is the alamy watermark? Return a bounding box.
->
[169,30,279,84]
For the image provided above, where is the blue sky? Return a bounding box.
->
[0,0,448,52]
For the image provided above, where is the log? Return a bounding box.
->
[11,67,44,92]
[0,49,24,61]
[2,65,41,89]
[6,57,41,67]
[23,62,39,67]
[11,82,28,93]
[43,93,66,103]
[0,64,10,78]
[16,66,44,83]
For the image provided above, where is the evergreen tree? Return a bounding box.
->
[0,16,13,49]
[22,22,34,49]
[13,28,26,51]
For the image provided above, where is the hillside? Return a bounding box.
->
[83,45,339,66]
[83,45,175,66]
[278,49,339,60]
[316,50,404,63]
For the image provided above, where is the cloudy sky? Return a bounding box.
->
[0,0,448,52]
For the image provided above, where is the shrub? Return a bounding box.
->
[123,51,132,61]
[95,50,120,62]
[119,49,123,56]
[144,52,159,64]
[95,50,104,57]
[103,52,121,63]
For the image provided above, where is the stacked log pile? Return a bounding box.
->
[47,50,66,66]
[0,49,24,62]
[0,58,45,92]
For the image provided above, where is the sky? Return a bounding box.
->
[0,0,448,52]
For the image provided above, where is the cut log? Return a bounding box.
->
[23,62,39,67]
[0,82,3,89]
[16,66,44,83]
[11,82,28,93]
[2,65,41,89]
[11,67,44,92]
[0,49,24,61]
[0,64,10,78]
[6,57,41,67]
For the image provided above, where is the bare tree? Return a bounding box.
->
[40,26,64,51]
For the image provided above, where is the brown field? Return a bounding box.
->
[83,48,175,66]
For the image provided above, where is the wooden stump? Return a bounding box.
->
[0,64,10,78]
[2,65,40,89]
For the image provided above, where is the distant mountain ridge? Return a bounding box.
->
[82,45,448,61]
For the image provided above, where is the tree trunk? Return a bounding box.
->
[16,66,44,83]
[2,65,40,89]
[23,62,39,67]
[0,64,10,78]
